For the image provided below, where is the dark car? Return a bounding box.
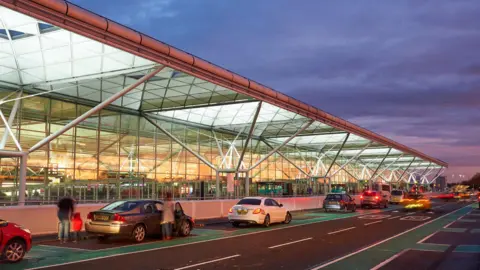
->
[85,200,194,242]
[323,193,356,212]
[360,190,388,209]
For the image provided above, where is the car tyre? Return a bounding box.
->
[178,221,191,237]
[324,208,329,213]
[263,214,271,227]
[232,222,240,228]
[352,205,356,212]
[283,212,292,224]
[2,239,26,263]
[131,224,146,243]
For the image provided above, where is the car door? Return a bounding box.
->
[270,199,286,221]
[344,195,354,210]
[263,199,275,221]
[142,202,159,234]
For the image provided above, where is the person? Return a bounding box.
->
[57,195,74,243]
[71,212,83,243]
[161,192,174,240]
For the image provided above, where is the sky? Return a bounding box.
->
[71,0,480,181]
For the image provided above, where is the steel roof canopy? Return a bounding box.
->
[0,0,447,167]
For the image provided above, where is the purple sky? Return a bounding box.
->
[72,0,480,181]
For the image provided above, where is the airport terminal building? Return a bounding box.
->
[0,0,447,205]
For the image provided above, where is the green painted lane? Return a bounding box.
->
[454,245,480,253]
[441,227,468,233]
[1,207,401,270]
[319,204,474,270]
[414,243,450,252]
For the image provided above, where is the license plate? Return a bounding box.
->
[236,209,247,215]
[94,215,109,221]
[328,201,335,204]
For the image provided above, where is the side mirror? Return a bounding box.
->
[279,204,283,207]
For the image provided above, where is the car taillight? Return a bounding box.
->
[375,196,379,200]
[340,200,345,204]
[87,212,93,220]
[252,208,265,214]
[229,208,233,213]
[113,214,125,222]
[360,195,363,199]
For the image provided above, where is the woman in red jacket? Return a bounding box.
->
[71,212,83,243]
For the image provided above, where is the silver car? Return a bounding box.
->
[85,199,194,242]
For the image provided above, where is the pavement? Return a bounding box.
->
[1,199,478,270]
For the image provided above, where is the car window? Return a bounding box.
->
[237,198,261,205]
[102,201,139,211]
[154,203,163,212]
[264,199,273,206]
[326,194,342,200]
[270,199,280,207]
[175,202,183,212]
[345,195,352,201]
[143,203,154,214]
[391,190,403,196]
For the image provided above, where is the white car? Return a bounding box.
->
[228,197,292,227]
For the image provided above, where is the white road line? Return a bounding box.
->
[174,254,240,270]
[327,227,356,235]
[268,237,313,249]
[37,245,90,252]
[388,216,401,220]
[364,221,382,226]
[24,207,400,270]
[310,204,472,269]
[417,232,437,244]
[406,212,415,215]
[370,249,410,270]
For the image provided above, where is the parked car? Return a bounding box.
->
[85,200,194,242]
[390,190,404,204]
[401,192,432,210]
[228,197,292,227]
[0,219,32,263]
[360,190,388,209]
[323,193,356,212]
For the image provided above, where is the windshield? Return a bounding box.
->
[391,190,403,196]
[101,201,139,211]
[237,198,261,205]
[326,194,342,200]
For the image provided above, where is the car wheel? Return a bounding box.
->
[131,224,146,243]
[232,222,240,228]
[324,208,329,213]
[179,221,191,237]
[352,205,356,212]
[284,212,292,224]
[263,214,271,227]
[3,239,26,263]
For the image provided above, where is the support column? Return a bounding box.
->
[0,90,22,149]
[216,170,220,199]
[18,153,27,206]
[245,171,249,197]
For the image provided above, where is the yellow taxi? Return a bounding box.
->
[390,190,404,204]
[401,192,431,210]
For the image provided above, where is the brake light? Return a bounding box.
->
[375,196,379,200]
[87,212,93,220]
[360,195,363,199]
[113,213,126,222]
[252,208,265,215]
[340,200,345,204]
[229,208,233,213]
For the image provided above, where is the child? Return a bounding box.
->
[71,212,83,243]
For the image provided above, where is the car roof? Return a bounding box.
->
[241,197,266,200]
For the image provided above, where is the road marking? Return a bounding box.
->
[388,216,401,220]
[400,216,431,221]
[406,212,416,215]
[268,237,313,249]
[370,248,410,270]
[24,207,400,270]
[417,232,437,244]
[358,214,390,220]
[310,204,472,269]
[443,214,466,228]
[327,227,356,235]
[37,245,90,252]
[364,221,382,226]
[174,254,240,270]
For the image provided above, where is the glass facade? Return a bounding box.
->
[0,6,444,205]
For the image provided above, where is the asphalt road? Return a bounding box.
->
[35,200,470,270]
